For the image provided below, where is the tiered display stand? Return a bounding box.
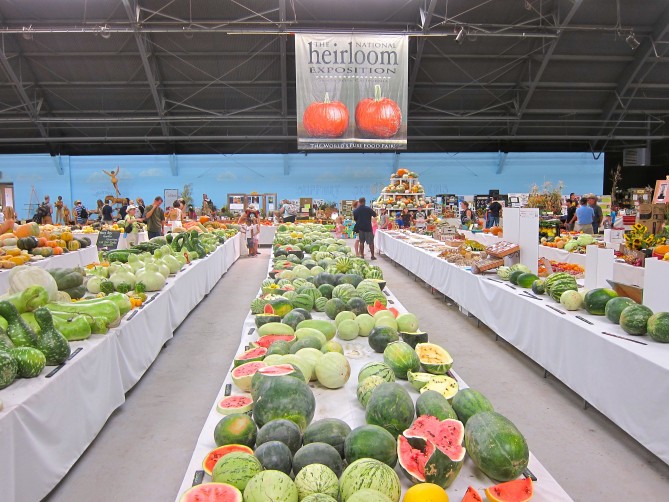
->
[372,168,434,214]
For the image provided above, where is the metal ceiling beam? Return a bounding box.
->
[511,0,583,135]
[594,4,669,149]
[279,0,288,140]
[122,0,170,138]
[496,151,508,174]
[408,0,437,103]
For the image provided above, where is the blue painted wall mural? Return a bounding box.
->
[0,152,603,219]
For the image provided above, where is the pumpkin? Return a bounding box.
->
[355,84,402,139]
[396,168,409,177]
[54,239,66,249]
[1,237,17,247]
[37,237,48,247]
[653,245,669,258]
[4,247,21,256]
[52,246,64,255]
[17,236,39,251]
[15,222,40,238]
[60,231,73,242]
[46,240,58,248]
[199,216,210,224]
[303,93,350,138]
[66,240,80,251]
[0,233,16,244]
[31,247,53,257]
[0,219,14,234]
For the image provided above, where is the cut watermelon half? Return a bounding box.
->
[485,478,533,502]
[216,395,253,415]
[231,361,266,392]
[233,346,267,367]
[367,300,400,318]
[256,364,297,377]
[179,482,242,502]
[461,486,484,502]
[251,334,296,349]
[202,445,254,476]
[264,304,276,315]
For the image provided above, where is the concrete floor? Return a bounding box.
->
[45,246,669,502]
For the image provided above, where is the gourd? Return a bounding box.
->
[66,240,81,251]
[45,298,121,328]
[33,307,71,365]
[1,237,18,247]
[17,236,38,251]
[86,275,105,294]
[15,222,40,238]
[110,268,136,290]
[161,254,182,274]
[2,285,50,313]
[135,262,166,291]
[0,300,39,347]
[8,266,59,300]
[48,268,85,290]
[31,247,53,257]
[60,231,73,242]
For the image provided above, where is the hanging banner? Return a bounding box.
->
[295,34,408,151]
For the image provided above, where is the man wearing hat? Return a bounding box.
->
[587,194,603,234]
[123,204,141,246]
[74,200,89,225]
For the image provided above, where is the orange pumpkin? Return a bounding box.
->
[652,245,669,258]
[53,246,64,255]
[396,168,409,177]
[37,237,48,247]
[199,216,210,224]
[45,240,58,248]
[15,222,40,238]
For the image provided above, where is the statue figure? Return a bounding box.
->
[103,166,121,197]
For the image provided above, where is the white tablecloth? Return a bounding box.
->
[0,247,99,295]
[176,252,572,502]
[116,231,149,250]
[0,234,241,502]
[258,225,277,246]
[376,230,669,466]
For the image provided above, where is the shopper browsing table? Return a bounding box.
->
[101,199,114,224]
[487,196,502,228]
[588,194,603,234]
[353,197,377,260]
[571,197,594,234]
[123,205,141,246]
[565,193,578,231]
[145,196,165,239]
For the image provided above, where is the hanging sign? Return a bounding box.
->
[295,34,408,151]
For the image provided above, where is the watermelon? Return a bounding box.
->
[250,298,268,315]
[383,341,420,379]
[339,458,401,502]
[217,395,253,415]
[365,382,414,437]
[293,442,343,477]
[420,375,459,400]
[297,319,336,341]
[347,490,392,502]
[256,418,303,455]
[318,284,335,298]
[282,310,306,331]
[294,464,340,501]
[251,364,306,396]
[255,313,282,328]
[332,284,356,303]
[407,371,432,391]
[179,483,242,502]
[415,342,452,375]
[258,322,294,337]
[233,347,267,367]
[231,361,266,392]
[303,418,351,458]
[462,486,484,502]
[324,298,347,320]
[415,390,458,421]
[508,270,524,285]
[0,351,18,389]
[8,347,45,378]
[560,290,583,311]
[314,297,328,312]
[485,478,534,502]
[583,288,618,315]
[368,326,399,353]
[292,308,312,321]
[202,445,254,476]
[292,294,314,311]
[400,330,428,349]
[268,297,294,317]
[358,362,395,383]
[266,340,292,356]
[620,304,654,335]
[290,337,322,354]
[398,415,466,488]
[243,470,298,502]
[516,273,539,289]
[347,297,368,316]
[344,424,398,467]
[295,328,327,346]
[302,495,337,502]
[251,334,296,349]
[357,375,386,408]
[214,414,257,448]
[531,280,545,295]
[647,312,669,343]
[604,297,637,324]
[253,375,316,431]
[337,319,360,341]
[465,411,529,482]
[451,388,494,425]
[544,272,578,302]
[254,440,293,475]
[361,290,387,307]
[212,452,263,490]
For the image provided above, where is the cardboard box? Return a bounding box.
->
[604,229,625,244]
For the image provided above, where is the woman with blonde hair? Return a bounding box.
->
[3,205,17,222]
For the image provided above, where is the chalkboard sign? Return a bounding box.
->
[97,230,121,250]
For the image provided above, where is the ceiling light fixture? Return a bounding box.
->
[99,25,111,39]
[626,32,640,50]
[22,25,33,40]
[455,27,466,44]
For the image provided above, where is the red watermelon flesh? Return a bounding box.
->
[397,434,436,482]
[485,478,533,502]
[231,361,266,377]
[234,347,267,366]
[264,304,276,315]
[216,395,253,415]
[179,482,243,501]
[202,445,254,475]
[251,335,296,349]
[257,364,296,376]
[367,301,400,318]
[461,486,484,502]
[405,415,465,460]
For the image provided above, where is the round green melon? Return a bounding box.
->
[605,297,637,324]
[347,297,369,316]
[253,375,316,431]
[254,440,293,475]
[383,341,420,379]
[620,304,654,335]
[647,312,669,343]
[344,424,397,468]
[358,362,395,383]
[355,314,375,337]
[452,388,494,425]
[531,279,545,295]
[321,340,343,354]
[583,288,618,315]
[324,298,347,320]
[365,382,414,437]
[294,464,340,501]
[292,294,315,311]
[243,470,298,502]
[297,320,336,341]
[509,270,525,285]
[415,390,458,421]
[335,310,356,327]
[346,489,393,502]
[315,352,350,389]
[464,411,529,482]
[318,284,335,299]
[516,273,539,289]
[293,442,343,477]
[357,375,386,408]
[303,418,352,459]
[9,347,46,378]
[368,326,399,353]
[214,414,257,448]
[256,418,303,455]
[314,296,329,312]
[339,458,401,502]
[337,319,360,341]
[211,452,263,491]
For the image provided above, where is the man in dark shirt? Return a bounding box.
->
[487,196,503,227]
[101,199,114,223]
[352,197,377,260]
[565,193,578,231]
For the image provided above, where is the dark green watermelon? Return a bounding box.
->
[292,442,343,477]
[344,424,398,467]
[604,297,636,324]
[451,388,494,425]
[252,375,316,431]
[347,297,368,316]
[368,326,399,353]
[303,418,352,458]
[255,418,303,455]
[620,304,654,336]
[583,288,618,315]
[282,310,306,330]
[647,312,669,343]
[365,382,414,437]
[415,390,457,421]
[254,440,293,475]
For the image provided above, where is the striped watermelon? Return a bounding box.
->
[365,268,384,280]
[202,445,254,476]
[212,452,263,491]
[358,362,395,383]
[180,483,242,502]
[294,464,340,500]
[314,297,328,312]
[292,294,314,311]
[243,470,298,502]
[262,279,275,288]
[332,284,356,303]
[362,290,387,307]
[299,287,322,303]
[339,458,401,502]
[250,298,268,315]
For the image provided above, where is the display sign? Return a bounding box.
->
[295,34,408,151]
[164,189,179,211]
[97,230,121,250]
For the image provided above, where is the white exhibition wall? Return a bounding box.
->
[0,151,603,218]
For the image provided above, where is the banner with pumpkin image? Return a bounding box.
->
[295,33,408,150]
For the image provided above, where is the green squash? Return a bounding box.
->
[34,308,71,365]
[48,268,85,291]
[0,301,38,348]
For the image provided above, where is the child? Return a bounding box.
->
[334,216,345,239]
[249,214,260,256]
[395,211,403,228]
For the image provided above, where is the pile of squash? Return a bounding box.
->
[0,221,92,268]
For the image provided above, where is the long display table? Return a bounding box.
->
[0,234,241,502]
[176,260,572,501]
[376,230,669,466]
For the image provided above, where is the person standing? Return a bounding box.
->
[101,199,114,224]
[73,200,89,225]
[118,198,130,220]
[401,207,412,229]
[136,198,146,218]
[280,199,298,223]
[487,196,502,228]
[460,201,473,227]
[351,200,360,256]
[353,197,377,260]
[3,206,16,222]
[54,196,64,224]
[123,205,141,247]
[565,193,578,231]
[571,197,594,234]
[378,208,389,230]
[588,194,603,234]
[414,209,427,233]
[145,196,165,239]
[42,195,53,224]
[202,194,215,217]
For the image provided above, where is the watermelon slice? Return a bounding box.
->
[231,361,266,392]
[216,395,253,415]
[367,300,400,318]
[264,304,276,315]
[233,346,267,367]
[251,334,296,349]
[461,486,484,502]
[179,482,242,502]
[202,445,254,475]
[485,478,533,502]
